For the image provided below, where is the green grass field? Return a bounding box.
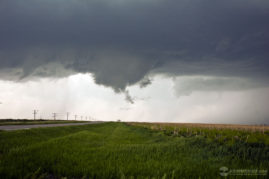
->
[0,119,87,126]
[0,122,268,178]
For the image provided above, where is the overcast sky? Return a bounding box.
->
[0,0,269,124]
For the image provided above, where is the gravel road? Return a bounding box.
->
[0,121,103,131]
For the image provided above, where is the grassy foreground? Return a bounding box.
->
[0,122,268,178]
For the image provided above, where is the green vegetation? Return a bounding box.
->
[0,122,268,178]
[131,123,269,146]
[0,119,87,126]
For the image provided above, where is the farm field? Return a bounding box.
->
[0,119,87,126]
[0,122,268,178]
[131,122,269,132]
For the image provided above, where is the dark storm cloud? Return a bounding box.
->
[139,77,152,88]
[173,76,269,97]
[0,0,269,91]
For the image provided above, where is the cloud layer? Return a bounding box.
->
[173,76,268,97]
[0,0,269,92]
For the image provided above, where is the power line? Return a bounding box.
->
[66,112,69,120]
[33,110,38,120]
[52,113,57,120]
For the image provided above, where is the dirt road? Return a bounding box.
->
[0,121,103,131]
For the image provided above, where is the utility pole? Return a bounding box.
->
[66,112,69,120]
[52,113,57,120]
[33,110,38,120]
[74,115,77,120]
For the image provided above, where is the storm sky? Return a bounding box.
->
[0,0,269,124]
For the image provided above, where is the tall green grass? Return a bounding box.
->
[0,122,268,178]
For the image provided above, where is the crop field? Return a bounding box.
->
[0,122,268,178]
[132,122,269,132]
